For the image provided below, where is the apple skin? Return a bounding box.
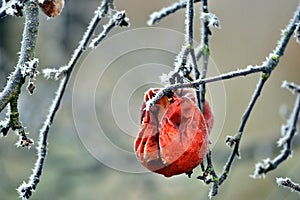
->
[135,88,214,177]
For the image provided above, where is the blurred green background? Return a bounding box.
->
[0,0,300,199]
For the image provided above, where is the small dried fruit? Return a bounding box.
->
[37,0,64,18]
[135,88,213,177]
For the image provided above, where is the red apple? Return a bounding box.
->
[135,88,214,177]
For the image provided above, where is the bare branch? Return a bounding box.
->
[252,82,300,178]
[146,2,300,113]
[197,150,219,198]
[144,4,300,198]
[185,0,202,111]
[89,10,129,48]
[220,76,267,184]
[0,0,23,18]
[277,177,300,193]
[218,2,300,185]
[282,81,300,94]
[0,0,39,112]
[146,65,265,110]
[18,1,129,199]
[147,0,201,26]
[0,0,40,197]
[198,0,209,113]
[0,0,38,148]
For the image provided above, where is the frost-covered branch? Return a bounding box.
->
[219,75,268,184]
[185,0,202,111]
[197,0,219,113]
[276,177,300,193]
[146,3,300,113]
[196,2,221,194]
[145,3,300,198]
[0,0,39,112]
[283,81,300,94]
[252,82,300,178]
[146,64,267,110]
[43,0,113,79]
[147,0,201,25]
[0,0,39,148]
[18,1,129,199]
[217,2,300,187]
[0,0,23,18]
[89,10,129,48]
[197,151,219,198]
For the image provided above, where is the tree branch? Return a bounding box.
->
[252,82,300,178]
[89,10,129,48]
[0,0,38,147]
[217,2,300,187]
[0,0,23,18]
[219,75,268,184]
[147,0,201,26]
[18,1,129,199]
[144,3,300,198]
[198,0,210,113]
[0,0,38,112]
[276,177,300,193]
[146,64,265,110]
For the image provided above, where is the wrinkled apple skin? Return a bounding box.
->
[135,88,214,177]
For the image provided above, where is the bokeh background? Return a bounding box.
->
[0,0,300,199]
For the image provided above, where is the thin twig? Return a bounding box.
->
[217,2,300,186]
[0,0,38,147]
[185,0,201,110]
[252,82,300,178]
[147,0,201,26]
[146,3,300,110]
[0,0,40,198]
[144,3,300,197]
[17,1,128,199]
[198,0,209,113]
[0,0,22,18]
[219,76,268,185]
[282,81,300,94]
[89,10,129,48]
[206,151,218,198]
[146,65,266,110]
[276,177,300,193]
[0,0,38,112]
